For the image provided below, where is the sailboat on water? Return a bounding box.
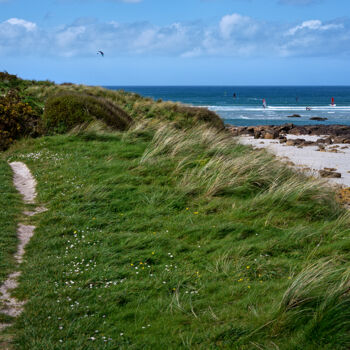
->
[331,97,336,107]
[262,98,267,109]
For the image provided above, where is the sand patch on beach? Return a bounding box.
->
[239,134,350,187]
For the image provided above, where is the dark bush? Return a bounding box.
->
[0,90,41,151]
[43,93,133,134]
[0,72,22,91]
[0,71,19,83]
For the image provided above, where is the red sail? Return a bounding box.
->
[331,97,335,105]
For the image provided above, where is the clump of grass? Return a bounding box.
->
[272,260,350,348]
[43,93,132,134]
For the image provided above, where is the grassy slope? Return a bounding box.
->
[2,124,349,350]
[1,75,224,131]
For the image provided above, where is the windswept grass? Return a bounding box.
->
[142,124,335,216]
[272,260,350,349]
[1,122,349,349]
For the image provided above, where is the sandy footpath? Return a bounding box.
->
[0,162,46,332]
[239,134,350,187]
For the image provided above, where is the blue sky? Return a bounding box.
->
[1,0,349,85]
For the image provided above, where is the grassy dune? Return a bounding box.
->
[1,121,349,349]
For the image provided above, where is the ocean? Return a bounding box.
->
[105,86,350,126]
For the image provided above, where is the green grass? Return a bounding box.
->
[0,161,22,299]
[1,123,349,349]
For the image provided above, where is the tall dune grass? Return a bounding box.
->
[272,261,350,348]
[141,124,340,219]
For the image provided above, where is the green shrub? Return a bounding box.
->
[0,90,41,151]
[43,93,133,134]
[171,104,225,130]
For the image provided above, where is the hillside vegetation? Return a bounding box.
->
[0,72,224,150]
[0,73,349,349]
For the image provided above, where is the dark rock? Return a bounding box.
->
[246,127,255,136]
[254,130,262,139]
[263,129,279,139]
[288,114,301,118]
[289,127,308,135]
[334,136,350,144]
[228,124,350,143]
[310,117,328,121]
[319,170,341,178]
[324,167,337,172]
[286,138,305,146]
[301,141,316,146]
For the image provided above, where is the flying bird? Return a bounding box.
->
[97,51,104,57]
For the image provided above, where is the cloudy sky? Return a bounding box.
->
[1,0,349,85]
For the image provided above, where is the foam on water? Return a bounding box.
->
[106,86,350,126]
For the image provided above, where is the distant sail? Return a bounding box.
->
[262,98,267,109]
[331,97,335,106]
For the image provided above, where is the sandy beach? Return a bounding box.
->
[239,134,350,187]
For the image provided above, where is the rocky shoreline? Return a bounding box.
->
[229,124,350,185]
[227,124,350,147]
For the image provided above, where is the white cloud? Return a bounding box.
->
[5,18,37,31]
[219,13,258,39]
[287,19,343,35]
[0,15,349,59]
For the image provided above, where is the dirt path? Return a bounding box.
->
[0,162,46,334]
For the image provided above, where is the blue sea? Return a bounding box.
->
[106,86,350,126]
